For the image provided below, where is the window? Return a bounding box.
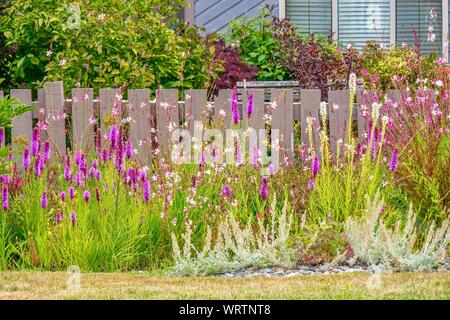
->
[396,0,442,55]
[286,0,332,35]
[338,0,391,50]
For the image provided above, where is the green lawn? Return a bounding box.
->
[0,271,449,299]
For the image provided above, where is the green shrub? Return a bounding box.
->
[0,0,214,92]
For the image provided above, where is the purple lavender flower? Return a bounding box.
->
[83,190,90,202]
[101,149,109,162]
[95,169,101,181]
[307,177,315,190]
[110,125,118,150]
[2,187,9,210]
[31,128,40,157]
[55,211,63,223]
[43,141,51,162]
[138,169,147,182]
[125,140,133,159]
[22,148,30,170]
[75,171,82,186]
[143,179,150,202]
[92,159,99,169]
[60,191,66,202]
[312,154,320,176]
[221,184,232,198]
[40,192,48,208]
[64,156,72,182]
[34,154,42,177]
[71,211,77,226]
[389,149,398,172]
[89,166,96,178]
[246,93,254,118]
[231,88,240,125]
[69,186,75,199]
[259,176,268,200]
[0,128,4,144]
[75,151,81,166]
[0,175,10,185]
[79,154,87,175]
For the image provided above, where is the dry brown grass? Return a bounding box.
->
[0,271,449,300]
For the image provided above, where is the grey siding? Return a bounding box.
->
[195,0,279,34]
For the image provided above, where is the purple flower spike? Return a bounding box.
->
[259,176,268,200]
[34,154,42,177]
[43,141,51,162]
[389,149,398,172]
[55,211,63,223]
[143,179,150,202]
[40,192,48,208]
[69,186,75,199]
[2,186,9,210]
[83,190,90,202]
[221,184,232,198]
[95,188,100,202]
[0,128,4,144]
[22,148,30,170]
[31,128,40,156]
[246,93,254,118]
[307,177,315,190]
[71,211,77,226]
[110,125,118,150]
[312,154,320,176]
[60,191,66,202]
[125,141,133,159]
[231,88,240,125]
[95,169,101,181]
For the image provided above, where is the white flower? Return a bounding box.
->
[46,50,53,57]
[219,109,226,117]
[98,13,106,20]
[59,58,67,66]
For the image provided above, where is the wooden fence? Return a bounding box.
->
[0,81,401,165]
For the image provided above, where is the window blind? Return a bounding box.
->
[396,0,442,55]
[286,0,332,35]
[338,0,391,51]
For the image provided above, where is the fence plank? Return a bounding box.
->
[72,88,94,151]
[328,90,350,154]
[356,90,378,143]
[128,89,152,166]
[156,89,179,154]
[185,89,208,136]
[271,89,294,160]
[214,89,232,133]
[44,81,66,160]
[99,88,121,133]
[300,89,321,153]
[10,89,33,152]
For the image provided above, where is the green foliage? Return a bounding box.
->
[225,7,288,81]
[0,0,214,92]
[361,41,439,91]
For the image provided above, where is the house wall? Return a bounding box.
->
[194,0,279,33]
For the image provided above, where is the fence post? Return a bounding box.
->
[128,89,152,166]
[72,88,94,151]
[271,89,294,160]
[214,89,232,134]
[156,89,179,156]
[328,90,350,154]
[300,89,321,154]
[99,88,121,135]
[185,89,208,136]
[44,81,67,160]
[10,89,33,154]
